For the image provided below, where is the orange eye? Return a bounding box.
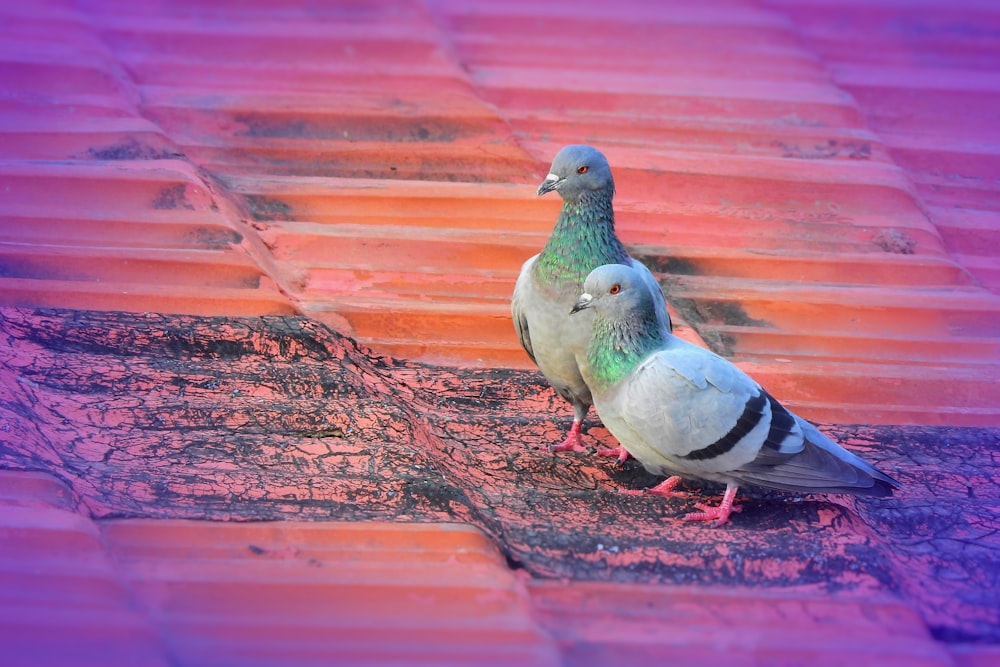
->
[577,165,589,174]
[609,284,621,295]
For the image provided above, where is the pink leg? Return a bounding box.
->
[618,475,688,498]
[596,445,632,464]
[549,419,587,453]
[683,484,742,527]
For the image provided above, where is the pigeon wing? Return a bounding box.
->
[733,405,899,496]
[627,257,673,333]
[614,344,769,474]
[511,254,538,364]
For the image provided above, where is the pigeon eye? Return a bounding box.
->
[609,284,621,295]
[577,165,589,174]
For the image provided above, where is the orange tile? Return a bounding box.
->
[0,472,169,667]
[100,520,559,667]
[950,644,1000,667]
[2,2,1000,665]
[529,581,954,667]
[4,0,997,425]
[0,162,295,316]
[767,0,1000,298]
[2,305,998,655]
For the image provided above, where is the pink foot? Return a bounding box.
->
[618,475,688,498]
[682,485,742,527]
[549,420,587,453]
[596,445,631,465]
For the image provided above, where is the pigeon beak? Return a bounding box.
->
[570,293,593,314]
[537,173,562,196]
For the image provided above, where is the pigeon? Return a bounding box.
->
[571,263,900,526]
[512,145,671,453]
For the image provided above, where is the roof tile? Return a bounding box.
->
[99,520,559,667]
[2,0,999,664]
[529,581,954,667]
[0,472,170,667]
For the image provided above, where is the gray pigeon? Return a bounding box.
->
[512,145,671,453]
[571,263,900,526]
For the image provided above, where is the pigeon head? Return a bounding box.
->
[573,263,666,388]
[537,145,615,200]
[571,263,651,318]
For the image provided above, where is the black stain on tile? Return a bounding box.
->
[772,139,872,160]
[243,195,294,221]
[235,114,464,143]
[86,137,181,161]
[152,184,195,210]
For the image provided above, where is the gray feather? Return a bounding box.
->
[511,146,672,433]
[579,263,900,499]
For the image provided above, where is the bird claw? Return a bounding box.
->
[618,476,688,498]
[549,420,587,453]
[679,485,742,527]
[654,491,690,499]
[683,501,742,527]
[617,488,686,498]
[596,446,631,466]
[620,479,745,527]
[549,439,588,453]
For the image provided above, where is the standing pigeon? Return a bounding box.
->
[512,145,671,453]
[571,263,900,526]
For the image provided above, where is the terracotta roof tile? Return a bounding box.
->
[528,581,956,667]
[768,0,1000,294]
[3,306,999,661]
[3,470,991,667]
[0,472,558,667]
[2,0,1000,664]
[0,472,170,667]
[99,520,558,667]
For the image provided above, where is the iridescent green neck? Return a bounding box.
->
[534,190,628,286]
[587,313,665,391]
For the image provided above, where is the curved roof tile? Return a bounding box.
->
[1,0,999,664]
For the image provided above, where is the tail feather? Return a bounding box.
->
[734,418,900,497]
